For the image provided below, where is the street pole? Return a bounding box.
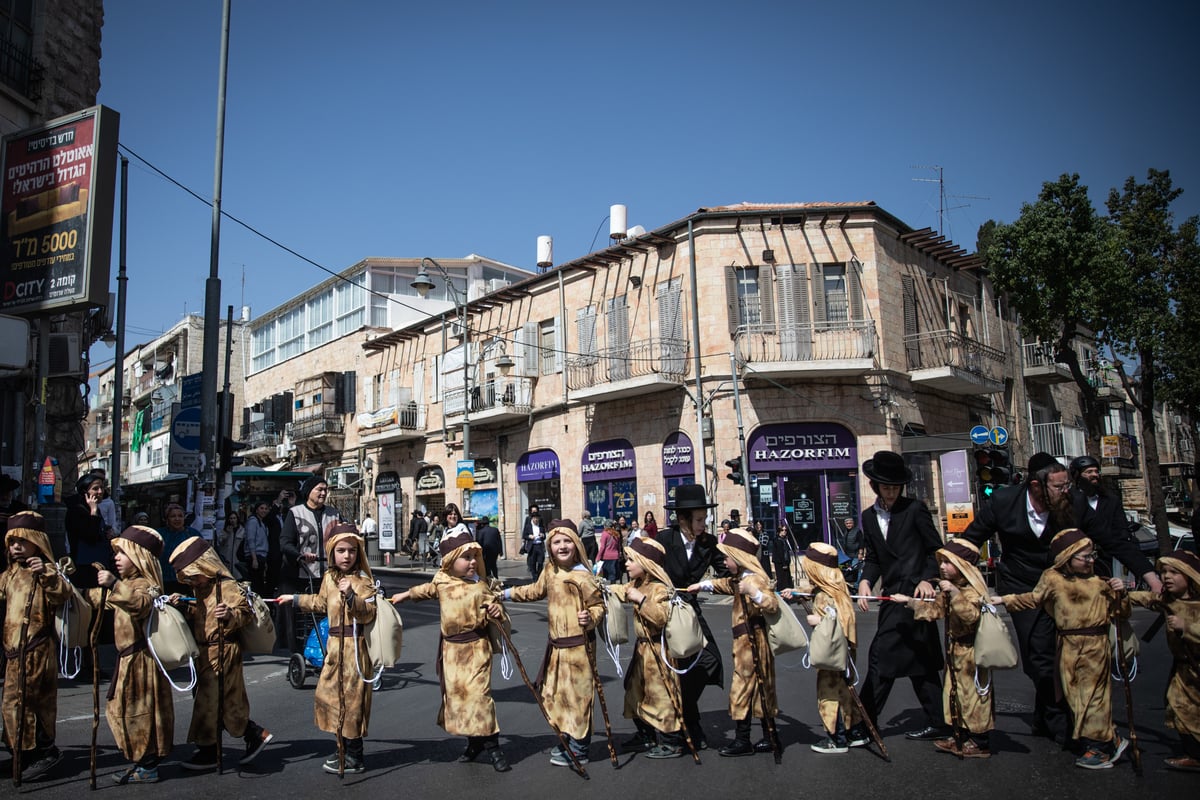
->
[729,352,753,516]
[110,157,129,500]
[199,0,231,536]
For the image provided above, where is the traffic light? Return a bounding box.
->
[725,455,744,485]
[974,447,1011,500]
[222,436,249,469]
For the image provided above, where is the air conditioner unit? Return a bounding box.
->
[47,332,83,376]
[488,278,508,293]
[275,444,288,459]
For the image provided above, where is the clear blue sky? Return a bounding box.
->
[96,0,1199,349]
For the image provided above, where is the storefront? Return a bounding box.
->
[414,464,446,518]
[662,431,696,524]
[469,457,499,522]
[516,448,560,524]
[581,438,637,528]
[746,422,859,551]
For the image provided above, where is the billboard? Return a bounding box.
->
[0,105,119,314]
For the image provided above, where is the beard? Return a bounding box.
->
[1047,490,1075,529]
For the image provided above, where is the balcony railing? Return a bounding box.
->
[1031,421,1087,461]
[289,413,345,441]
[357,404,427,434]
[240,421,283,450]
[906,330,1006,380]
[733,320,876,365]
[566,337,688,391]
[445,377,535,418]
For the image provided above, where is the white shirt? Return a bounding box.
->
[1026,492,1049,537]
[874,500,893,540]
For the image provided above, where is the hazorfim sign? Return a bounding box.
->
[0,105,119,315]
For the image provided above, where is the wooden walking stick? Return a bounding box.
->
[1110,591,1142,776]
[943,591,966,759]
[89,566,109,790]
[215,579,226,774]
[487,615,589,779]
[567,581,617,767]
[12,574,38,786]
[336,590,347,778]
[647,624,701,764]
[736,593,782,764]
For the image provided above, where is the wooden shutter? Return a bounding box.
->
[657,278,685,372]
[810,262,826,324]
[520,322,540,377]
[902,275,919,369]
[577,307,597,364]
[726,266,740,332]
[759,267,775,326]
[848,258,864,320]
[606,295,630,380]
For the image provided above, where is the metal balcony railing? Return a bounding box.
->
[289,414,345,440]
[240,421,283,449]
[905,329,1006,380]
[1032,421,1087,460]
[445,377,534,418]
[733,320,876,365]
[357,403,427,433]
[566,337,688,391]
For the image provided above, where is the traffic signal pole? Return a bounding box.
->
[729,352,753,517]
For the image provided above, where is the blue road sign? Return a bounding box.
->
[990,426,1009,446]
[970,425,990,446]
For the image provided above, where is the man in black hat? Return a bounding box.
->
[1070,455,1157,583]
[853,450,946,742]
[474,514,502,579]
[406,509,427,556]
[653,484,729,754]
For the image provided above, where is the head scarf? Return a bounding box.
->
[545,518,592,573]
[717,527,770,582]
[438,529,483,579]
[1158,549,1200,595]
[170,536,234,584]
[624,536,672,588]
[1049,528,1092,570]
[299,474,327,506]
[801,541,855,647]
[936,537,989,599]
[324,522,373,582]
[6,511,54,565]
[112,525,165,591]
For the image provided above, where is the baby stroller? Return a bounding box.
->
[287,570,327,689]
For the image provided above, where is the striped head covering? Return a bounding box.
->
[717,527,769,582]
[112,525,165,591]
[1049,528,1092,570]
[546,518,593,573]
[170,536,234,583]
[624,536,672,588]
[324,522,374,583]
[1158,549,1200,594]
[801,541,855,647]
[6,511,54,563]
[936,537,989,599]
[439,529,482,578]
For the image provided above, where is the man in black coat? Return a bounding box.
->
[474,514,502,579]
[655,484,729,753]
[1070,455,1160,585]
[406,509,427,556]
[854,450,946,740]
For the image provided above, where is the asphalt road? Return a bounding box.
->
[5,568,1196,799]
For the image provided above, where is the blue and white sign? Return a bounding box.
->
[169,404,202,473]
[990,426,1009,446]
[969,425,991,446]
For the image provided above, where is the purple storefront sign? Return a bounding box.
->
[939,450,972,504]
[662,432,695,478]
[581,438,636,482]
[517,449,560,482]
[747,423,857,472]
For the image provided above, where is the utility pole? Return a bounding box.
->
[110,157,129,499]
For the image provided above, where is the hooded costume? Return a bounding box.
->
[2,512,70,754]
[293,524,377,740]
[1000,528,1129,745]
[506,519,605,744]
[801,542,862,736]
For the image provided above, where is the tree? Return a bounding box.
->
[979,174,1116,449]
[1104,170,1199,550]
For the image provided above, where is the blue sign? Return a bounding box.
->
[169,405,202,473]
[181,372,203,408]
[969,425,990,446]
[990,426,1009,446]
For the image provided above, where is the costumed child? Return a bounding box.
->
[1,512,70,781]
[390,528,511,772]
[95,525,174,784]
[782,541,865,754]
[169,536,274,770]
[992,528,1130,770]
[501,518,605,765]
[606,536,686,758]
[1126,549,1200,772]
[686,526,780,757]
[276,523,377,774]
[890,537,994,758]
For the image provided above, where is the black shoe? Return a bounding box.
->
[488,748,511,773]
[181,746,219,771]
[753,738,775,753]
[458,742,485,763]
[20,747,62,781]
[621,732,655,753]
[905,725,948,741]
[718,739,755,757]
[241,726,275,765]
[322,753,364,774]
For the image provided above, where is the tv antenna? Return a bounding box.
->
[912,165,989,237]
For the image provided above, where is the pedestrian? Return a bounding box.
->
[474,515,502,580]
[264,490,291,596]
[390,529,512,772]
[855,450,946,741]
[243,502,270,594]
[891,538,994,758]
[606,536,685,758]
[502,519,604,766]
[522,505,546,581]
[578,510,598,562]
[279,475,340,654]
[406,510,427,556]
[687,526,779,757]
[772,528,794,590]
[65,474,112,581]
[754,520,774,580]
[94,524,174,784]
[784,542,865,754]
[597,525,622,584]
[215,511,245,578]
[993,529,1131,769]
[276,523,377,774]
[642,510,659,540]
[169,537,274,771]
[1127,549,1200,771]
[157,503,198,597]
[425,513,444,565]
[2,512,70,781]
[1070,455,1154,578]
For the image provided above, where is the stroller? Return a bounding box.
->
[287,569,327,689]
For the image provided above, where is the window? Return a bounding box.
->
[540,318,559,376]
[277,306,305,361]
[725,265,775,333]
[576,307,598,365]
[309,290,333,347]
[0,0,36,98]
[606,297,630,380]
[821,264,848,323]
[335,277,365,336]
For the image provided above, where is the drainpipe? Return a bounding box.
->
[558,270,568,402]
[687,219,709,492]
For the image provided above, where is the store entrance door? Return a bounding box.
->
[781,474,823,550]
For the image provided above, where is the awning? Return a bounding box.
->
[263,462,289,472]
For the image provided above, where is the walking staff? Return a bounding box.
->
[89,564,109,790]
[336,596,347,778]
[943,591,966,759]
[1111,591,1143,776]
[215,579,225,774]
[737,593,782,764]
[12,579,36,787]
[567,581,618,767]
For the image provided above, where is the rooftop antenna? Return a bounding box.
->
[912,165,989,237]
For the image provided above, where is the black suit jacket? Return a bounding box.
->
[1071,488,1153,577]
[961,484,1066,593]
[475,524,501,556]
[859,496,942,594]
[658,526,727,588]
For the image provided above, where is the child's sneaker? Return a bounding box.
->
[123,767,159,783]
[1075,748,1115,769]
[810,737,849,754]
[621,731,655,752]
[240,726,275,766]
[1110,736,1128,765]
[180,746,218,771]
[549,750,589,767]
[645,744,684,759]
[322,753,364,774]
[845,724,871,747]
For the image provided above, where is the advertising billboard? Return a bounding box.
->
[0,105,119,314]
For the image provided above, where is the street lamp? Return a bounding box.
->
[411,258,471,501]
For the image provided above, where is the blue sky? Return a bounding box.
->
[95,0,1199,351]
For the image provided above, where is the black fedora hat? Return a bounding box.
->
[862,450,912,486]
[666,483,717,511]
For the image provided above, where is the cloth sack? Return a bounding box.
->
[973,603,1018,670]
[145,598,200,692]
[55,576,93,678]
[364,593,404,669]
[805,605,848,671]
[1110,614,1139,679]
[765,600,809,655]
[238,583,277,655]
[663,593,705,659]
[602,585,629,645]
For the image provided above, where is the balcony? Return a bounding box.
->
[1022,342,1074,384]
[358,403,428,446]
[1088,367,1126,403]
[1031,421,1087,462]
[906,330,1006,395]
[288,413,345,455]
[566,337,688,403]
[445,376,534,428]
[733,320,876,379]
